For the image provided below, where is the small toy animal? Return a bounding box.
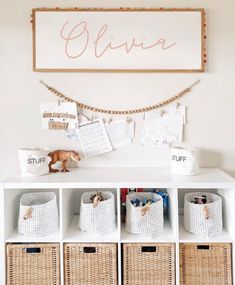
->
[90,192,104,208]
[48,150,81,173]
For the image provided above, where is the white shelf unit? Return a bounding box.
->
[1,167,235,285]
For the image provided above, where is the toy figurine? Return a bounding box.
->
[48,150,81,173]
[192,195,207,204]
[90,192,104,208]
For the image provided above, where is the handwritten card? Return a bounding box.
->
[141,113,183,147]
[77,119,112,157]
[40,102,78,130]
[105,120,135,149]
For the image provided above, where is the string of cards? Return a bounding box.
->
[40,102,186,157]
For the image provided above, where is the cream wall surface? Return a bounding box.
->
[0,0,235,180]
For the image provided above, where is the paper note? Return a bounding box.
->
[40,102,78,130]
[65,128,80,141]
[169,105,187,123]
[105,120,135,149]
[77,119,113,157]
[141,113,183,147]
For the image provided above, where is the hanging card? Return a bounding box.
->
[105,120,135,149]
[40,102,78,130]
[169,105,187,123]
[141,113,183,147]
[77,119,112,157]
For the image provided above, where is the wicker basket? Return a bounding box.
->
[18,192,59,237]
[125,192,163,238]
[123,243,175,285]
[184,192,223,237]
[64,243,117,285]
[180,243,232,285]
[79,191,116,235]
[6,243,60,285]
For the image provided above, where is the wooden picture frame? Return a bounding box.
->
[32,8,206,72]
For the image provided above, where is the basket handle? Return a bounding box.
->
[93,196,101,208]
[23,207,33,220]
[142,246,156,253]
[26,248,41,253]
[197,245,210,250]
[141,203,150,216]
[84,247,96,253]
[203,205,209,219]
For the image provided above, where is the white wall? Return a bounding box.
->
[0,0,235,180]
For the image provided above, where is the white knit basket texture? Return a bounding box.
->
[79,191,116,236]
[184,192,223,237]
[18,192,59,237]
[125,192,164,239]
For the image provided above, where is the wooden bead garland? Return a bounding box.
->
[40,80,200,115]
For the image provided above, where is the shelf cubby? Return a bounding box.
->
[120,187,178,243]
[178,188,235,242]
[4,187,61,243]
[61,188,119,242]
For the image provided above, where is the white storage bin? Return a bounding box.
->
[18,192,59,237]
[184,192,223,237]
[18,148,51,177]
[125,192,164,239]
[171,145,199,175]
[79,191,116,235]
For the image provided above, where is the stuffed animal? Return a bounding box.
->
[48,150,81,173]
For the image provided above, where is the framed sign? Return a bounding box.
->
[32,8,206,72]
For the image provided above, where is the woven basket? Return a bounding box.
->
[125,192,163,238]
[180,243,232,285]
[184,192,222,237]
[18,192,59,237]
[64,243,117,285]
[6,243,60,285]
[123,243,175,285]
[79,191,116,235]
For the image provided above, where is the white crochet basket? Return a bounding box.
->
[184,192,223,237]
[79,191,116,236]
[18,192,59,237]
[125,192,164,239]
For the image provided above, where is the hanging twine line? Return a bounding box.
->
[40,79,200,115]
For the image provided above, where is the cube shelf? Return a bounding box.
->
[1,167,235,285]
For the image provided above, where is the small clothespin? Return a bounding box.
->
[58,99,61,106]
[176,102,180,109]
[93,195,101,208]
[108,118,113,124]
[23,207,33,220]
[141,202,150,216]
[161,110,165,117]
